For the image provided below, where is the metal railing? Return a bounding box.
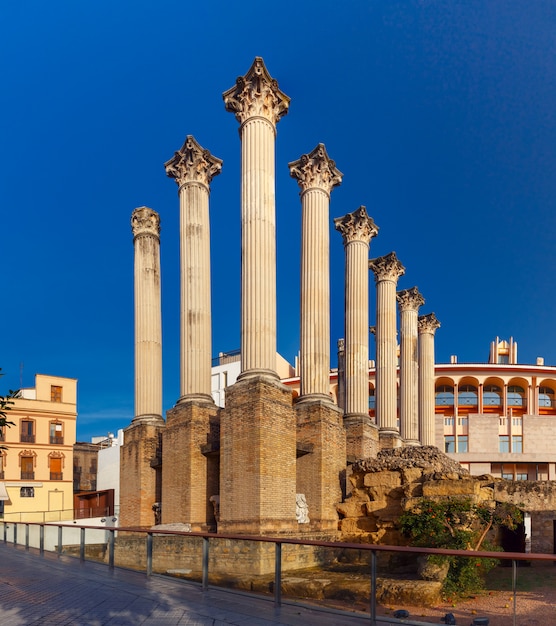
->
[2,520,553,625]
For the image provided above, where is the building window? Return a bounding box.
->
[51,385,62,402]
[444,417,454,426]
[512,435,523,454]
[458,385,478,406]
[20,420,35,444]
[368,390,375,410]
[0,454,4,480]
[20,455,35,480]
[435,385,454,405]
[507,386,525,407]
[444,435,455,453]
[20,487,34,498]
[49,422,64,445]
[483,385,502,406]
[516,473,528,481]
[0,426,4,442]
[499,435,510,453]
[457,435,468,453]
[49,456,63,481]
[539,387,554,408]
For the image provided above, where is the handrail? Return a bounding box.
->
[2,520,551,626]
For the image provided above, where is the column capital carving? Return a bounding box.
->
[337,338,345,352]
[131,206,160,239]
[288,143,343,195]
[369,252,405,283]
[223,57,290,127]
[418,312,441,334]
[397,286,425,312]
[164,135,223,188]
[334,206,379,246]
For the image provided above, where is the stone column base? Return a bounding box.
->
[344,414,379,463]
[120,419,165,528]
[219,375,298,535]
[161,401,219,530]
[295,399,346,533]
[379,429,403,450]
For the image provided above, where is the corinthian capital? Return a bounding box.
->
[223,57,290,127]
[164,135,223,189]
[369,252,405,283]
[288,143,343,195]
[131,206,160,239]
[334,206,379,246]
[397,287,425,312]
[418,312,441,334]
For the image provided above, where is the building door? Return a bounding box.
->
[48,490,64,515]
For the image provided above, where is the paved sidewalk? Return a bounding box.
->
[0,543,369,625]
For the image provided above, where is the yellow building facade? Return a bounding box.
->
[0,374,77,521]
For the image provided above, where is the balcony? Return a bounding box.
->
[20,434,35,443]
[50,436,64,445]
[21,472,35,480]
[50,472,63,481]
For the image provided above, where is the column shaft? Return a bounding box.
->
[418,313,440,445]
[240,116,277,374]
[132,207,163,421]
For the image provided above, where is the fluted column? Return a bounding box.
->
[369,253,405,445]
[397,287,424,445]
[131,207,163,423]
[289,144,342,402]
[165,136,222,404]
[418,313,440,446]
[223,57,290,379]
[335,207,379,419]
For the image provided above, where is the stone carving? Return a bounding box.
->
[369,252,406,283]
[131,206,160,239]
[296,493,310,524]
[152,502,161,525]
[288,143,343,195]
[334,206,379,245]
[418,312,441,334]
[210,494,220,522]
[165,135,223,188]
[397,287,425,312]
[337,338,345,352]
[223,57,290,127]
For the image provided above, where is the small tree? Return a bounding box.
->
[0,368,17,450]
[399,497,522,596]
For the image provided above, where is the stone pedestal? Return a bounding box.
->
[161,401,220,530]
[344,415,380,463]
[296,400,346,532]
[119,421,164,527]
[219,376,297,535]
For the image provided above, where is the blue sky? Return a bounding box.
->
[2,1,555,442]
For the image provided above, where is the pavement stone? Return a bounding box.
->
[0,543,368,625]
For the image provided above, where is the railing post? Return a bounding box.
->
[13,523,17,546]
[274,542,282,607]
[202,536,209,591]
[57,525,63,555]
[3,522,6,543]
[80,527,86,562]
[25,523,29,549]
[370,549,377,626]
[108,529,115,569]
[146,532,153,576]
[40,524,44,554]
[512,559,518,626]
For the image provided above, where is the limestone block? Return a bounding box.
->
[336,499,368,518]
[364,470,402,489]
[422,478,481,498]
[401,467,423,485]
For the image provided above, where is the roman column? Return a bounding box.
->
[120,207,164,527]
[131,207,164,423]
[223,56,290,380]
[397,287,424,445]
[335,206,379,461]
[220,58,297,536]
[418,313,440,446]
[165,135,222,404]
[289,143,342,402]
[160,137,222,529]
[369,252,405,449]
